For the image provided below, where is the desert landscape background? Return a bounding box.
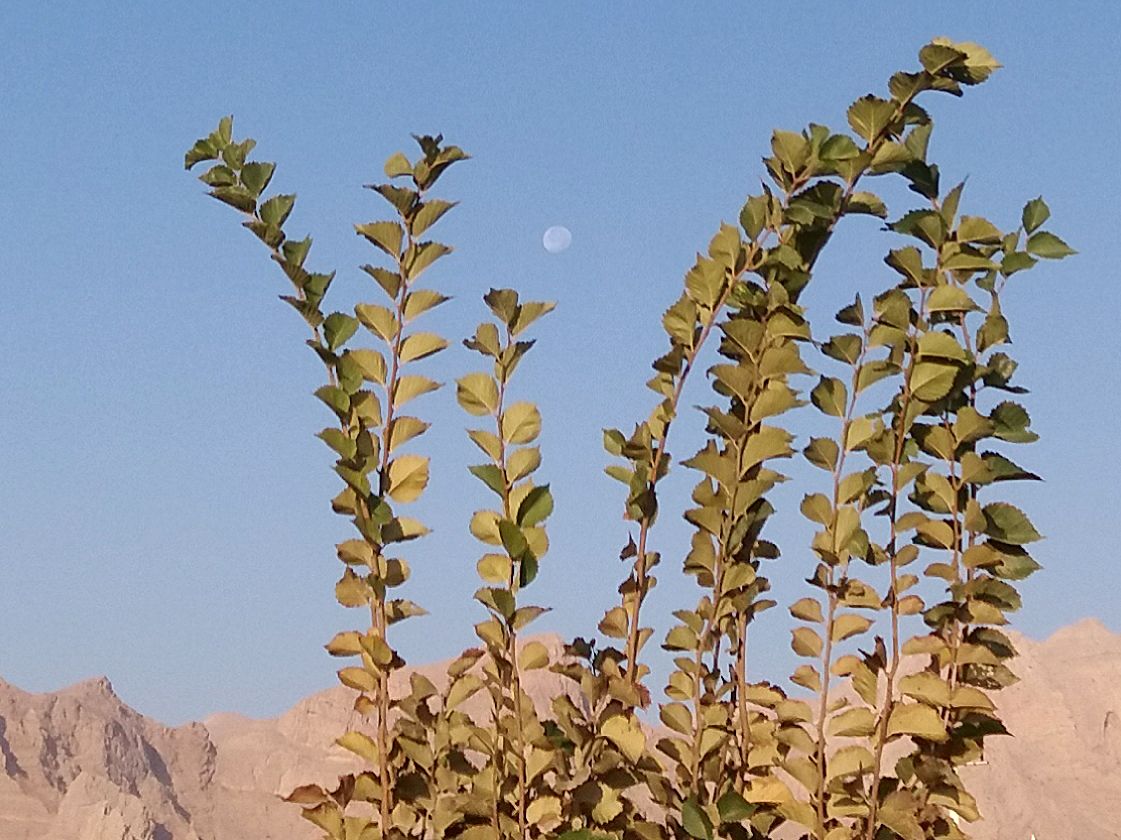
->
[1,619,1117,840]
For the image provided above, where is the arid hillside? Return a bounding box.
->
[1,621,1118,840]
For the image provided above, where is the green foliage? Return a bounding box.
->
[186,36,1067,840]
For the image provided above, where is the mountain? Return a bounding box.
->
[1,624,1118,839]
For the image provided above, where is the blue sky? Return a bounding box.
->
[1,3,1117,725]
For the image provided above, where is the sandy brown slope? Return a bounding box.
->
[1,623,1118,839]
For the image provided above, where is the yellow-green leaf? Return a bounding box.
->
[387,454,430,503]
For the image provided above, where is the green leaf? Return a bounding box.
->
[517,485,553,527]
[322,312,358,351]
[1021,196,1050,233]
[498,520,530,564]
[739,194,769,240]
[800,494,832,526]
[681,798,713,840]
[659,702,692,735]
[259,193,295,227]
[468,464,506,496]
[810,377,847,417]
[314,385,349,417]
[927,285,979,313]
[919,42,966,73]
[910,361,959,402]
[847,191,887,217]
[717,790,756,824]
[804,437,839,471]
[407,241,452,279]
[821,133,861,161]
[983,502,1042,544]
[356,221,403,257]
[847,95,897,143]
[990,401,1038,443]
[982,451,1041,482]
[822,333,862,364]
[355,303,397,343]
[240,161,275,197]
[917,331,967,361]
[956,215,1002,244]
[1026,230,1075,259]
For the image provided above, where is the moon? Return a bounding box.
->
[542,225,572,254]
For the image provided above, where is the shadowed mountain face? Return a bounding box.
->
[1,623,1118,840]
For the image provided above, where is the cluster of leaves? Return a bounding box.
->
[186,37,1070,840]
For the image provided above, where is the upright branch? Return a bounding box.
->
[185,125,467,840]
[458,289,559,840]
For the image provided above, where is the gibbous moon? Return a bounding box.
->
[542,225,572,254]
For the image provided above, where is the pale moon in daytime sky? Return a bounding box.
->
[542,225,572,254]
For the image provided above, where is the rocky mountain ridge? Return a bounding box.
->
[1,621,1118,839]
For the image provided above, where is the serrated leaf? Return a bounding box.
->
[407,241,452,280]
[384,151,412,178]
[507,446,541,482]
[344,348,387,385]
[847,95,897,143]
[393,375,440,407]
[1026,230,1075,259]
[356,221,403,257]
[399,332,448,362]
[910,361,959,402]
[387,416,429,453]
[829,706,876,737]
[355,303,397,342]
[982,502,1042,544]
[387,454,429,503]
[1021,196,1050,233]
[501,401,541,444]
[602,714,646,763]
[468,464,506,496]
[517,484,553,527]
[681,797,713,840]
[520,640,550,670]
[886,702,948,742]
[811,377,847,417]
[411,199,457,236]
[927,284,979,313]
[402,289,450,322]
[456,372,499,415]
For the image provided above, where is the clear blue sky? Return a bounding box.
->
[1,3,1117,726]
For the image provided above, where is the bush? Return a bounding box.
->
[186,37,1071,840]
